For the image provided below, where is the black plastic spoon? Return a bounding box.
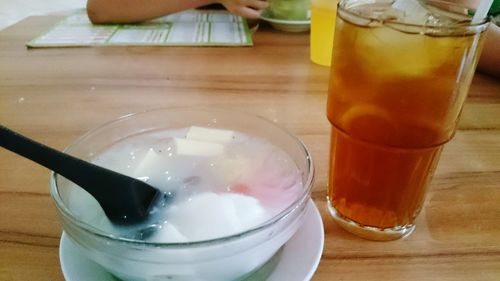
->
[0,125,160,225]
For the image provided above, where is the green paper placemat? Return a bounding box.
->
[27,9,253,48]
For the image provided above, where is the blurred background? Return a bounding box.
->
[0,0,85,30]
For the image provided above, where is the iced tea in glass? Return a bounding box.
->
[327,0,489,240]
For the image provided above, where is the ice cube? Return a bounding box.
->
[211,154,250,185]
[166,192,267,241]
[186,126,234,143]
[356,25,458,78]
[227,193,268,230]
[392,0,429,25]
[391,0,468,27]
[423,9,465,27]
[147,222,189,243]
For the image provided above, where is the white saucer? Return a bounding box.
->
[259,15,310,33]
[59,199,324,281]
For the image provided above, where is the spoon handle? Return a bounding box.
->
[0,125,106,193]
[1,125,79,176]
[0,125,158,224]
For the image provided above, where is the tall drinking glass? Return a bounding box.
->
[310,0,339,66]
[326,0,490,240]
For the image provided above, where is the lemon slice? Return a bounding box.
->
[340,104,393,129]
[338,104,396,143]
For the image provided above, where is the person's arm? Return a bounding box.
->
[87,0,268,24]
[478,23,500,78]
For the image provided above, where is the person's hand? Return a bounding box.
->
[478,21,500,78]
[218,0,268,19]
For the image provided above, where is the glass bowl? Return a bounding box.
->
[50,107,315,281]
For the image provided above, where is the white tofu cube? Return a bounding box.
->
[133,147,181,193]
[174,138,224,156]
[186,126,234,143]
[133,148,162,179]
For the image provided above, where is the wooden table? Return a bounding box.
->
[1,16,499,281]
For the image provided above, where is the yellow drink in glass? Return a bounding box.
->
[310,0,338,66]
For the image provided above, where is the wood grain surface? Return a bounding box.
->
[0,16,499,281]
